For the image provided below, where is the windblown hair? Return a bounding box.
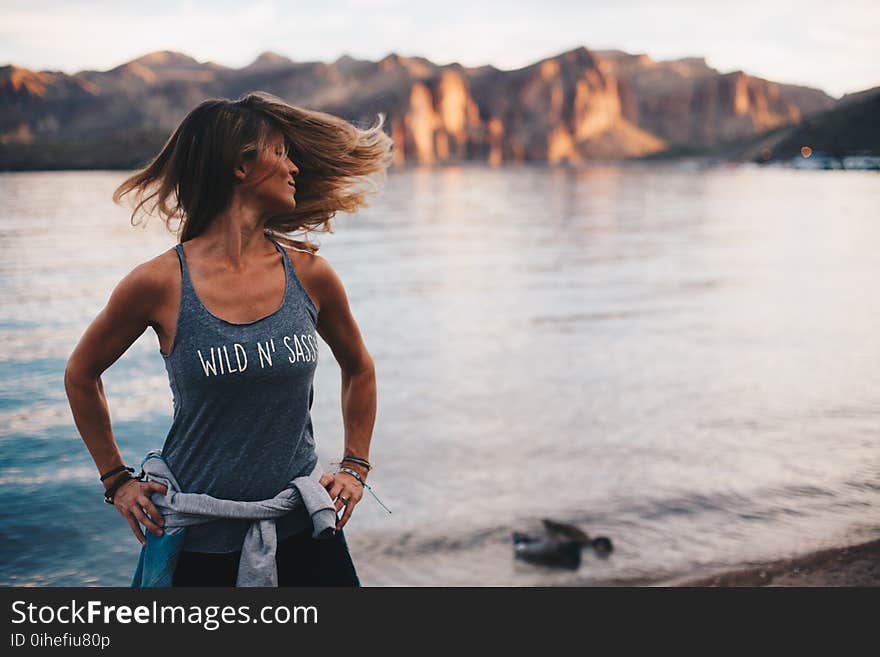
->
[113,91,394,252]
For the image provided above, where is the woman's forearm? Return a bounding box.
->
[339,365,376,479]
[64,368,127,488]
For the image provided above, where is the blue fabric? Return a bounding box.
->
[130,450,338,587]
[130,524,187,588]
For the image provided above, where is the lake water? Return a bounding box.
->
[1,164,878,586]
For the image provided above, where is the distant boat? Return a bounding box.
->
[842,155,880,170]
[791,150,843,170]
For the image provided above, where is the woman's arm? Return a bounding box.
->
[64,261,169,543]
[308,254,376,529]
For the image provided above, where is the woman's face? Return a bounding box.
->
[239,131,299,214]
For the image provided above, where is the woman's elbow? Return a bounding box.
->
[342,355,375,380]
[64,356,96,391]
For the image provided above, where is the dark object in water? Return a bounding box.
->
[512,532,582,570]
[541,518,591,545]
[542,518,614,555]
[513,520,614,570]
[591,536,614,556]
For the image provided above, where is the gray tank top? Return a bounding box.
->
[159,237,321,553]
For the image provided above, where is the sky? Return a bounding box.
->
[1,0,878,98]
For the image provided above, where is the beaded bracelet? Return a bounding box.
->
[334,467,392,514]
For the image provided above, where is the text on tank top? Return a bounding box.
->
[159,238,320,553]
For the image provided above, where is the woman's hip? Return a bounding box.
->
[172,527,360,587]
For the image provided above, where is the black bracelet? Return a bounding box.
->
[341,456,372,471]
[103,469,144,505]
[100,465,134,482]
[103,474,132,505]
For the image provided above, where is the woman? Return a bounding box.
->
[64,91,393,586]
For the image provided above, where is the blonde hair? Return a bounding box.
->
[113,91,393,252]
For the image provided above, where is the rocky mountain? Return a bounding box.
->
[595,50,835,146]
[0,47,858,170]
[737,88,880,162]
[835,85,880,108]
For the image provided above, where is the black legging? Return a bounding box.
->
[172,526,361,587]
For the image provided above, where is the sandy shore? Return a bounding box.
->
[666,537,880,587]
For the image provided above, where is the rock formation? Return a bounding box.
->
[0,46,854,169]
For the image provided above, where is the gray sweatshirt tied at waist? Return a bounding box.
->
[131,450,338,587]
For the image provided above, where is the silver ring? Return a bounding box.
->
[339,496,349,504]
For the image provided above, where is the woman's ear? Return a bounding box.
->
[233,159,250,183]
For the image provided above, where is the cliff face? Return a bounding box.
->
[595,50,835,147]
[691,71,802,144]
[749,90,880,161]
[464,47,665,163]
[0,65,101,142]
[0,47,844,168]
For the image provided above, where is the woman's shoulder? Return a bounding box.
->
[280,247,348,316]
[282,246,341,282]
[138,246,181,288]
[115,247,180,307]
[100,248,178,331]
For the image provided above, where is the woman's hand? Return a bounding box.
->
[111,478,169,545]
[319,472,364,531]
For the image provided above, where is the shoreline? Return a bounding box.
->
[663,537,880,587]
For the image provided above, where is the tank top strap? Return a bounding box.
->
[172,243,199,301]
[268,238,319,325]
[269,238,292,280]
